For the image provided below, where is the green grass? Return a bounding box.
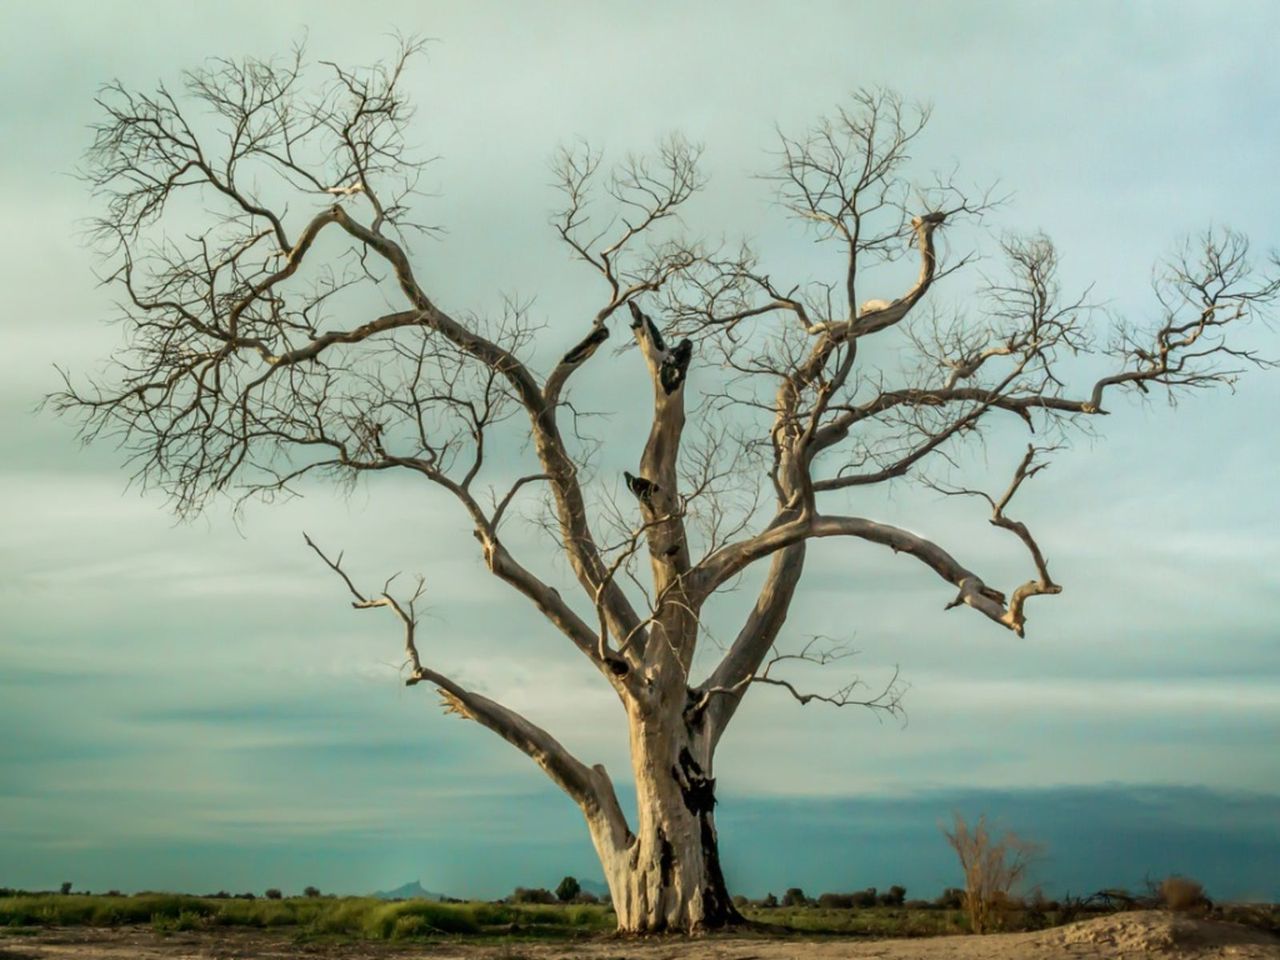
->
[0,894,615,940]
[9,894,1268,942]
[0,893,1081,939]
[0,894,968,939]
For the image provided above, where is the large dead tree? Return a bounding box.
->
[56,43,1278,931]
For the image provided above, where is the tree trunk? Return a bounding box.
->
[589,711,743,932]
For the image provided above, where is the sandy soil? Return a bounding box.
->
[2,912,1277,960]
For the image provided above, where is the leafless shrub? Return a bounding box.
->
[1159,875,1210,913]
[942,812,1042,934]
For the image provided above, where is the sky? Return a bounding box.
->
[1,1,1278,902]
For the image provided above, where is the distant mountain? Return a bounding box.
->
[576,878,609,898]
[371,880,448,901]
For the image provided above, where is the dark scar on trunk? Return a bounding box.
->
[659,338,692,394]
[645,316,666,354]
[674,749,716,816]
[560,324,610,365]
[624,471,659,503]
[627,301,666,353]
[658,830,675,889]
[674,748,743,927]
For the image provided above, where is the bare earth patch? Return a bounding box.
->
[2,912,1277,960]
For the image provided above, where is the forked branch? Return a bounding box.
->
[304,532,428,678]
[690,637,905,723]
[302,533,628,828]
[928,445,1062,635]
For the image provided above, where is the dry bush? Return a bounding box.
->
[1159,875,1210,912]
[943,812,1042,934]
[935,887,965,909]
[851,888,879,908]
[880,885,907,907]
[781,887,809,907]
[511,887,557,905]
[817,892,855,909]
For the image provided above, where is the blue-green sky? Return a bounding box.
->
[1,1,1278,901]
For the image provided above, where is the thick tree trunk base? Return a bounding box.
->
[608,874,744,934]
[596,739,742,933]
[604,844,743,933]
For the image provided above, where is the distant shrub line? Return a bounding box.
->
[0,894,612,938]
[1,871,1270,941]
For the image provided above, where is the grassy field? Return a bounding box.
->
[2,893,1274,943]
[0,893,983,940]
[0,894,613,940]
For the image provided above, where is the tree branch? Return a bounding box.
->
[926,444,1062,634]
[692,510,1049,635]
[696,541,806,745]
[692,637,904,730]
[303,533,630,832]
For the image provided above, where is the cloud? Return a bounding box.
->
[2,0,1279,899]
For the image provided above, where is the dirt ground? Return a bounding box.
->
[2,912,1277,960]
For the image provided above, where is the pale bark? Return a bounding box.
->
[590,707,739,931]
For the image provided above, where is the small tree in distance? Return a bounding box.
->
[56,38,1279,933]
[943,813,1040,934]
[781,887,808,907]
[851,888,878,908]
[264,888,283,900]
[555,876,581,903]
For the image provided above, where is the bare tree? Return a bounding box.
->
[943,813,1041,934]
[54,44,1278,932]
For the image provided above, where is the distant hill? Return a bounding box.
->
[371,880,448,901]
[576,879,609,898]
